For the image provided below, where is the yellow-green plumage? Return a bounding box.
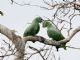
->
[42,20,66,51]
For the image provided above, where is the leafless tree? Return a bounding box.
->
[0,0,80,60]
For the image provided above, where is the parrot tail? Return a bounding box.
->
[56,43,66,51]
[61,43,66,50]
[56,46,59,51]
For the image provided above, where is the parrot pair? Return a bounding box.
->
[42,20,66,51]
[23,17,66,51]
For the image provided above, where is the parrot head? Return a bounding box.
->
[42,20,51,27]
[35,16,43,23]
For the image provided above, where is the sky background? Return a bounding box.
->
[0,0,80,60]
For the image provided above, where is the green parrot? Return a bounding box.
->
[23,17,43,37]
[42,20,66,51]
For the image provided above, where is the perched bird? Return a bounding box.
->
[23,17,43,37]
[42,20,66,51]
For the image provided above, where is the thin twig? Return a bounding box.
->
[66,46,80,49]
[46,46,53,60]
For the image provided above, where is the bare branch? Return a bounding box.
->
[46,46,53,60]
[23,26,80,46]
[11,1,54,10]
[11,0,14,4]
[66,46,80,49]
[26,46,48,60]
[0,24,13,40]
[1,23,80,50]
[0,53,14,57]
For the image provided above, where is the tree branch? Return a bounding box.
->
[0,24,25,60]
[0,24,80,47]
[0,22,80,60]
[0,24,13,40]
[23,26,80,46]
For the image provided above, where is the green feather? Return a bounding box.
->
[42,20,66,51]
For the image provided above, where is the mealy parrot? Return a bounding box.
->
[23,17,43,37]
[42,20,66,51]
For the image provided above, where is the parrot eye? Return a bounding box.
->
[41,18,43,22]
[38,18,43,23]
